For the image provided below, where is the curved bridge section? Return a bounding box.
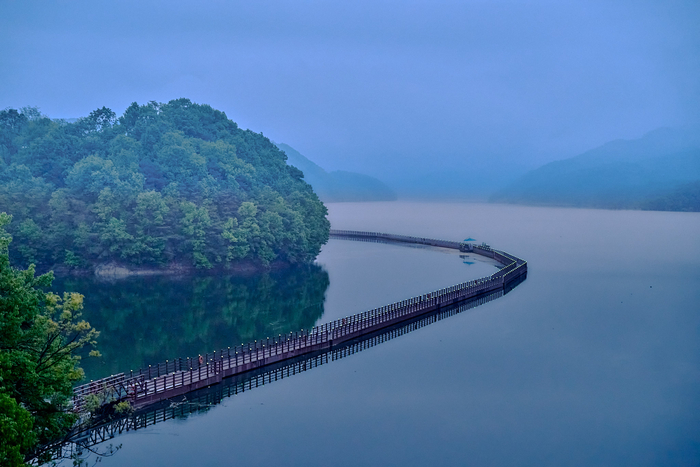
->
[72,230,527,410]
[61,288,515,456]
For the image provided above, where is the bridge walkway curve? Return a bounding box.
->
[72,230,527,409]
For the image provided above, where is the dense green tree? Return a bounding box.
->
[0,100,330,272]
[0,213,99,466]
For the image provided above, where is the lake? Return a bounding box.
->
[57,202,700,466]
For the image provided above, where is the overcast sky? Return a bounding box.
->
[1,0,699,193]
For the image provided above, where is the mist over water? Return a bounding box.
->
[80,202,699,466]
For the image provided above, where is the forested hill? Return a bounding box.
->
[0,99,330,272]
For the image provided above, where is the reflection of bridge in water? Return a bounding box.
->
[62,277,525,456]
[61,230,527,456]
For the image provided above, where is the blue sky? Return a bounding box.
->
[1,0,698,194]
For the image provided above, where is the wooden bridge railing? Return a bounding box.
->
[56,285,525,461]
[72,230,527,410]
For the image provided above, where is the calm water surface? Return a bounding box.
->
[60,202,700,466]
[58,236,498,381]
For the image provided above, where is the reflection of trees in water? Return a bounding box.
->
[52,285,520,465]
[53,264,329,381]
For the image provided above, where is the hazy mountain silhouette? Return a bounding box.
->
[276,143,396,202]
[491,127,700,211]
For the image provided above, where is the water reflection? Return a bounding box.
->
[58,282,524,461]
[460,254,476,265]
[53,265,330,381]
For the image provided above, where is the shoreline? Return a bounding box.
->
[49,259,293,280]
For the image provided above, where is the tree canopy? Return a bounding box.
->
[0,213,99,466]
[0,100,330,272]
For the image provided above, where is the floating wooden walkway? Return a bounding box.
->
[72,230,527,410]
[63,286,521,456]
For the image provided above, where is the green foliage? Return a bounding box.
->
[113,401,133,415]
[0,213,99,465]
[81,384,120,414]
[81,394,101,414]
[0,392,35,467]
[0,100,329,271]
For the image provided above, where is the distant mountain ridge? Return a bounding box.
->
[276,142,396,202]
[491,127,700,211]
